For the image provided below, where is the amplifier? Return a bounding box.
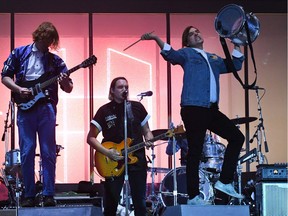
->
[256,164,288,182]
[256,182,288,216]
[54,195,103,208]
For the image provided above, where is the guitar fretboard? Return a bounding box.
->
[121,132,169,155]
[40,64,82,90]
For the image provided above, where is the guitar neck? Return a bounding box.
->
[124,132,168,154]
[40,64,82,89]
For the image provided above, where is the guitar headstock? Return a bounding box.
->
[81,55,97,68]
[165,125,185,138]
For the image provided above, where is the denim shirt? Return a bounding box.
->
[1,43,68,111]
[161,47,244,108]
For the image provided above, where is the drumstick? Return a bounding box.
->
[123,31,154,51]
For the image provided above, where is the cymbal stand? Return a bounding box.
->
[149,146,156,197]
[146,146,161,215]
[172,136,177,206]
[14,170,21,215]
[236,160,243,204]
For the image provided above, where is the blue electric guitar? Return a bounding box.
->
[13,55,97,110]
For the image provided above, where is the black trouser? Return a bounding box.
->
[181,106,245,199]
[103,169,147,216]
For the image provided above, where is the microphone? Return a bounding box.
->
[248,86,265,90]
[137,91,153,97]
[122,90,128,98]
[249,130,258,143]
[1,133,5,141]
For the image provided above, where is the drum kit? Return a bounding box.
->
[0,144,64,209]
[146,130,223,212]
[145,115,258,214]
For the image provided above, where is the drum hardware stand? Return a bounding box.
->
[14,170,21,215]
[146,146,162,215]
[236,160,243,204]
[35,154,44,207]
[229,149,258,206]
[171,135,178,206]
[149,146,156,198]
[6,166,22,215]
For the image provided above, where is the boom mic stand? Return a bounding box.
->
[123,92,130,216]
[2,101,12,154]
[251,88,269,164]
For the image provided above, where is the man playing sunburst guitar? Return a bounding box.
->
[1,22,73,207]
[87,77,154,216]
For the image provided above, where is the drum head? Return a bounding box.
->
[215,4,246,38]
[231,13,260,45]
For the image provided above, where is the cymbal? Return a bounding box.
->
[231,117,257,125]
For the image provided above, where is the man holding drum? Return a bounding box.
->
[141,26,245,205]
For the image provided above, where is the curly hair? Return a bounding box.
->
[32,22,59,50]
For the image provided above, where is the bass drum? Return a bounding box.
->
[159,167,213,206]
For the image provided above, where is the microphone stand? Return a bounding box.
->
[2,101,12,154]
[254,88,269,164]
[138,95,144,102]
[123,93,130,216]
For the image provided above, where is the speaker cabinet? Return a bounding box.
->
[0,206,103,216]
[161,205,250,216]
[256,182,288,216]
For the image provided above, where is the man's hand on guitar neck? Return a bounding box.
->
[58,73,73,93]
[145,140,154,150]
[107,148,124,161]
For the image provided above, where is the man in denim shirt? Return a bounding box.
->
[141,26,245,205]
[1,22,73,207]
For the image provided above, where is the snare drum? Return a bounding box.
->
[159,167,213,206]
[5,149,21,176]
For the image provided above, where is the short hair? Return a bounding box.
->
[182,25,199,48]
[32,22,59,50]
[108,77,128,100]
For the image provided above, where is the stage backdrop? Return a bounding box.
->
[0,13,286,185]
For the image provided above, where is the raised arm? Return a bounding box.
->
[141,32,165,50]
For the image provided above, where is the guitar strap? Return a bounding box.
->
[126,101,134,122]
[219,21,258,89]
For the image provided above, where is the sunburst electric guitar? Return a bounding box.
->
[13,55,97,111]
[94,125,185,178]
